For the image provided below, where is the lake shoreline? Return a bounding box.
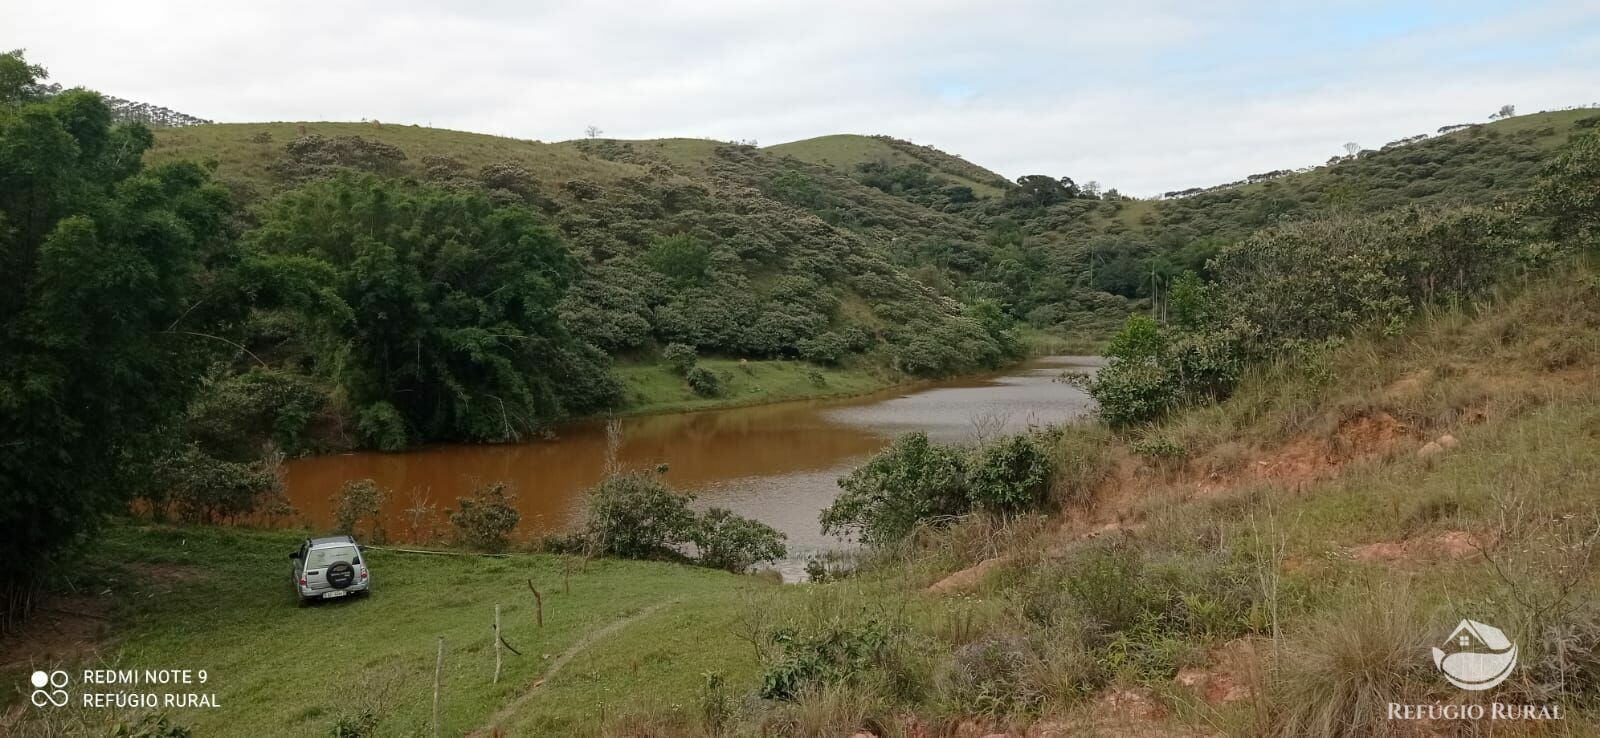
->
[276,355,1102,567]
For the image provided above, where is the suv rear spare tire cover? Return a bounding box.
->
[326,561,355,589]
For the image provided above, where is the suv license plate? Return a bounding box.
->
[322,590,347,599]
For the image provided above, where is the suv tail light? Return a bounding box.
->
[359,570,368,579]
[298,578,307,586]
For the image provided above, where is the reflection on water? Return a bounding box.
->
[281,356,1100,565]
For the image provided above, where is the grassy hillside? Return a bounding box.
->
[149,122,643,192]
[766,134,1012,199]
[144,120,1037,454]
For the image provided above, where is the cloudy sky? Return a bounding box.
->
[7,0,1599,195]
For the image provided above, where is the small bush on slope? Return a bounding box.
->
[449,482,520,552]
[583,470,785,572]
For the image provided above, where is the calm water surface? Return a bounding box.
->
[281,356,1101,571]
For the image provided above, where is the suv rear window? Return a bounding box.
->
[305,546,358,569]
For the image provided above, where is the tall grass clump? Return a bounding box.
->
[1266,586,1433,738]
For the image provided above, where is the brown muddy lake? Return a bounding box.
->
[281,356,1100,570]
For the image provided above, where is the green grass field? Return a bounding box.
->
[1,524,785,737]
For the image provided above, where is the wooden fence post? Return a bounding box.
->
[433,635,444,738]
[493,604,503,684]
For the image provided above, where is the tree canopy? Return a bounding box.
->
[0,51,239,613]
[246,174,620,448]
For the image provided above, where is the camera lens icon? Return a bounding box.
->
[29,670,69,707]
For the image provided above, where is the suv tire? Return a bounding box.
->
[326,561,355,589]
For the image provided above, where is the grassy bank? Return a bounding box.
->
[0,524,787,737]
[611,357,899,417]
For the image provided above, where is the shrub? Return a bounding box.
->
[693,507,787,573]
[328,709,378,738]
[697,671,740,734]
[939,633,1042,717]
[686,366,722,397]
[646,233,713,285]
[1080,314,1247,428]
[662,342,698,375]
[759,618,894,701]
[155,445,282,524]
[967,433,1053,513]
[1077,316,1178,428]
[332,479,387,541]
[449,482,520,552]
[1130,436,1187,460]
[797,331,849,364]
[1535,129,1600,243]
[272,134,407,181]
[355,401,408,452]
[821,432,967,545]
[584,471,698,559]
[186,368,327,458]
[1061,542,1166,635]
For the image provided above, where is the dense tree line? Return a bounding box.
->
[1,53,247,623]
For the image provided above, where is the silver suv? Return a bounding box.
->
[290,535,371,606]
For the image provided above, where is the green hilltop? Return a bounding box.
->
[765,133,1013,199]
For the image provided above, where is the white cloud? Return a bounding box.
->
[5,0,1596,195]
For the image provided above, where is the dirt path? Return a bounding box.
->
[472,601,673,735]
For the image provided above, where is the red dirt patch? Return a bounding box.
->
[1351,530,1488,565]
[1333,411,1412,456]
[1026,688,1220,738]
[1204,411,1415,493]
[927,556,1007,594]
[1175,638,1262,705]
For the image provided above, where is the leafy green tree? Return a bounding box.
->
[1536,130,1600,244]
[821,432,967,545]
[1,52,240,616]
[450,482,520,552]
[0,50,46,104]
[583,471,699,559]
[1003,174,1080,209]
[645,233,713,285]
[967,434,1053,512]
[1077,316,1178,428]
[692,507,787,573]
[247,175,620,446]
[332,479,387,540]
[686,365,722,397]
[662,342,698,375]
